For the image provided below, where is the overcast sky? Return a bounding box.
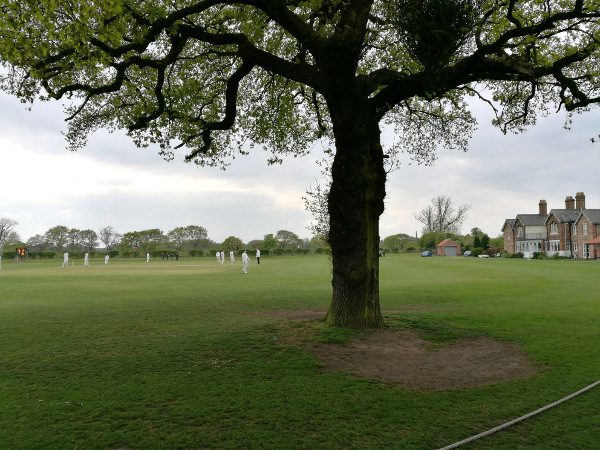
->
[1,90,599,244]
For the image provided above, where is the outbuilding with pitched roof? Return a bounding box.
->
[436,238,461,256]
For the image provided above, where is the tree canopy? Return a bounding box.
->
[416,195,471,234]
[98,226,122,252]
[1,0,599,328]
[275,229,301,249]
[0,218,18,251]
[221,235,244,251]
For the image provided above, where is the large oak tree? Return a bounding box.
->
[1,0,599,327]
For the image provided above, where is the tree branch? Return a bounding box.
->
[177,24,320,88]
[182,61,254,161]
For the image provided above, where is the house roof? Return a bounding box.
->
[577,209,600,225]
[588,236,600,245]
[502,219,516,231]
[437,238,459,247]
[546,209,580,224]
[515,214,547,226]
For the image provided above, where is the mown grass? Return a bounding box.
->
[0,254,599,449]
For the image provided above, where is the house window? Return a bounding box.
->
[517,226,523,237]
[550,223,558,234]
[572,224,577,235]
[583,223,588,235]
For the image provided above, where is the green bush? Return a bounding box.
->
[485,246,502,257]
[471,247,483,257]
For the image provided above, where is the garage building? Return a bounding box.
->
[436,238,461,256]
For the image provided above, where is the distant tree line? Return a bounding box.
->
[3,215,504,259]
[0,220,331,258]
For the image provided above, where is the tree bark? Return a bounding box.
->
[325,98,386,328]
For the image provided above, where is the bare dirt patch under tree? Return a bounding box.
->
[257,309,540,390]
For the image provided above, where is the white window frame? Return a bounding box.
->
[550,222,558,235]
[572,224,577,235]
[583,223,588,235]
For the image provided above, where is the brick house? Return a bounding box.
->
[502,192,600,259]
[573,209,600,259]
[501,219,516,254]
[436,238,461,256]
[544,207,579,257]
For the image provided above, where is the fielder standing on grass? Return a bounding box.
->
[84,252,89,266]
[255,248,261,265]
[242,250,249,274]
[62,251,69,268]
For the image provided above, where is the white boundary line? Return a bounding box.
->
[438,379,600,450]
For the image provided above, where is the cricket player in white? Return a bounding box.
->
[229,250,235,263]
[84,252,89,266]
[62,252,69,268]
[242,250,249,274]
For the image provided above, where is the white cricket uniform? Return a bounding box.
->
[242,251,249,273]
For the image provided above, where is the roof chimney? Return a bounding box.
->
[576,192,586,210]
[565,196,575,210]
[538,199,547,216]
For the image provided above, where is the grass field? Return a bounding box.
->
[1,254,599,449]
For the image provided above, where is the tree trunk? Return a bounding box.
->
[325,101,386,328]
